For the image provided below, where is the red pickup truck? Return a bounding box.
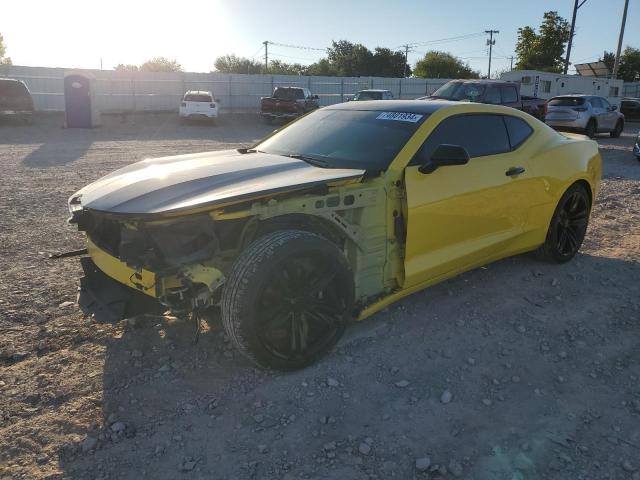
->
[422,80,547,120]
[260,87,319,123]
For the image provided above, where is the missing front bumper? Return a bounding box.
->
[78,257,165,323]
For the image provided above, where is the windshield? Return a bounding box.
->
[256,109,427,171]
[548,97,586,107]
[354,91,383,101]
[431,82,486,101]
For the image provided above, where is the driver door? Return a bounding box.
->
[403,113,536,288]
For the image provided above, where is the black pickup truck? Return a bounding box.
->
[421,80,547,120]
[260,87,319,123]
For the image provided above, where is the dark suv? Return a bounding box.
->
[0,78,34,124]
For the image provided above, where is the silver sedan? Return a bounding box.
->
[545,95,625,138]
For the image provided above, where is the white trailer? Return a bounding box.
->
[500,70,624,105]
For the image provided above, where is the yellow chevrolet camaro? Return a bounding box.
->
[67,100,601,370]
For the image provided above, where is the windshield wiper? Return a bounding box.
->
[286,153,331,168]
[237,147,262,154]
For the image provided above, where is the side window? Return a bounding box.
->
[413,114,510,164]
[500,86,518,103]
[504,116,533,149]
[599,97,611,109]
[485,88,501,104]
[589,98,602,109]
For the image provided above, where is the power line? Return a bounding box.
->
[266,41,326,52]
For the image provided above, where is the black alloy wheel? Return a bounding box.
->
[221,230,353,370]
[538,184,591,263]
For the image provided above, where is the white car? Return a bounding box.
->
[179,90,219,123]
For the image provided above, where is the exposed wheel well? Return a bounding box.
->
[251,214,349,249]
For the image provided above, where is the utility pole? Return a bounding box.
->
[564,0,588,74]
[612,0,629,79]
[485,30,499,79]
[263,40,269,73]
[401,44,411,78]
[509,56,514,71]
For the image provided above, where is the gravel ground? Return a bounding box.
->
[0,114,639,480]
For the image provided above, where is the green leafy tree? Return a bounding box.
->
[139,57,182,72]
[213,54,263,74]
[371,47,410,77]
[326,40,374,76]
[413,51,479,79]
[306,59,338,76]
[600,47,640,82]
[515,11,570,72]
[114,64,139,72]
[267,59,308,75]
[0,32,12,65]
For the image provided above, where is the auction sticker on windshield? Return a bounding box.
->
[376,112,423,123]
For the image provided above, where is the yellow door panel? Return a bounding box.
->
[404,151,540,288]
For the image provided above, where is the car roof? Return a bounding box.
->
[0,77,25,84]
[327,99,460,114]
[550,94,595,98]
[357,89,391,93]
[184,90,211,95]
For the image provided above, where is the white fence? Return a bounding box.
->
[0,65,451,113]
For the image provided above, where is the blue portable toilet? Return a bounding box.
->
[64,72,100,127]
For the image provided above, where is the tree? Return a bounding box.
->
[515,11,570,72]
[413,51,479,79]
[213,54,263,74]
[371,47,410,77]
[0,32,12,65]
[306,59,338,76]
[139,57,182,72]
[267,60,308,76]
[600,47,640,82]
[326,40,374,77]
[114,64,139,72]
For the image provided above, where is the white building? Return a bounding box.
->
[500,70,624,105]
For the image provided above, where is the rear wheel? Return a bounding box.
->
[537,184,591,263]
[585,119,596,138]
[610,119,623,138]
[221,230,354,370]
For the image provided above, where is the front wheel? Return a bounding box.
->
[610,119,623,138]
[585,119,596,138]
[537,184,591,263]
[221,230,354,370]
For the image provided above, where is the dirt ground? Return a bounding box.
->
[0,113,639,480]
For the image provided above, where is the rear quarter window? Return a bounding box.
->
[503,116,533,149]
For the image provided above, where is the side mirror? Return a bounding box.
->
[215,98,221,103]
[610,105,618,111]
[418,144,470,174]
[311,95,319,100]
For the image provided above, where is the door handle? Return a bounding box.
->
[505,167,526,176]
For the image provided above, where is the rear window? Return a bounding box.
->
[548,97,585,107]
[273,88,304,100]
[184,94,212,102]
[0,80,30,97]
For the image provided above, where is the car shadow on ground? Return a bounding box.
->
[56,251,640,479]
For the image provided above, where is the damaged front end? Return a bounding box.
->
[69,206,226,322]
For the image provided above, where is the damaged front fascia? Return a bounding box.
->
[75,174,406,315]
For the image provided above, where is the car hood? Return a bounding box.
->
[72,150,365,215]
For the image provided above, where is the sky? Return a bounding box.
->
[1,0,637,77]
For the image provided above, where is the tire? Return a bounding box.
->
[610,119,623,138]
[537,184,591,263]
[221,230,354,370]
[585,119,596,138]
